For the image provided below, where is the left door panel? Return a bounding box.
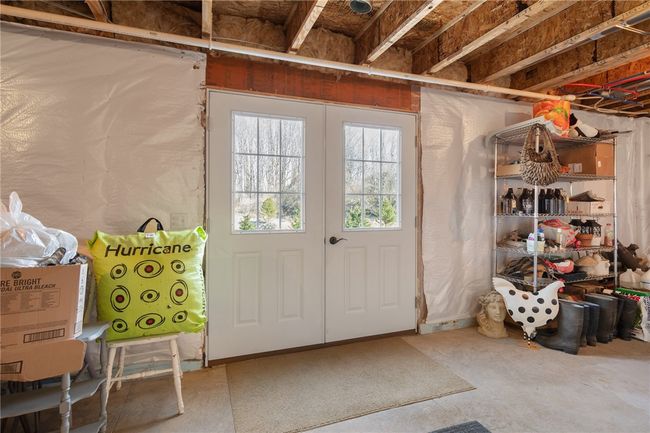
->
[207,92,325,360]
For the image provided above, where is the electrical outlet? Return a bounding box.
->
[170,213,188,230]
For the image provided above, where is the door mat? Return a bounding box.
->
[226,337,474,433]
[431,421,492,433]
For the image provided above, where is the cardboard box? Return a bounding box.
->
[558,143,614,176]
[1,264,87,350]
[496,163,522,176]
[567,200,611,214]
[0,338,86,381]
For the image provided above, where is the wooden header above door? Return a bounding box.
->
[206,56,420,113]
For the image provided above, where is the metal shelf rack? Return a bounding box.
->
[496,273,617,288]
[497,173,616,182]
[495,244,615,258]
[492,123,618,291]
[496,212,615,218]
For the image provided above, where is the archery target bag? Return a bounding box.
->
[89,218,207,341]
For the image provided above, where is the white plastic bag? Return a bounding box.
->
[0,192,77,266]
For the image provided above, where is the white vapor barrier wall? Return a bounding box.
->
[420,88,650,326]
[1,24,207,361]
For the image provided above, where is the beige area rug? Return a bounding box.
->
[226,337,475,433]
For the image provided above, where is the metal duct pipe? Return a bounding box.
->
[349,0,373,14]
[0,4,564,101]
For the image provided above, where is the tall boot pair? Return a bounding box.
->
[535,299,584,355]
[585,293,618,343]
[579,301,600,346]
[613,293,638,341]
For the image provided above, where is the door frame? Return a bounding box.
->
[204,89,420,365]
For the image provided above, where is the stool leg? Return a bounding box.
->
[169,338,184,415]
[99,336,108,433]
[116,346,126,391]
[105,346,117,400]
[60,372,71,433]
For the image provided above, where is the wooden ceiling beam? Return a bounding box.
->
[412,0,487,54]
[413,0,574,75]
[84,0,108,23]
[353,0,394,41]
[470,1,650,84]
[202,0,212,40]
[286,0,328,54]
[511,19,650,92]
[355,0,443,65]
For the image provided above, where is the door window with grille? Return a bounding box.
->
[343,124,401,230]
[232,113,305,232]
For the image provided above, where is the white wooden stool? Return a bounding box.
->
[105,333,184,414]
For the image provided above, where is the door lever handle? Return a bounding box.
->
[329,236,347,245]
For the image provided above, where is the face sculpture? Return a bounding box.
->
[485,298,507,322]
[477,290,508,339]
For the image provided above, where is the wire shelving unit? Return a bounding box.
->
[491,124,618,291]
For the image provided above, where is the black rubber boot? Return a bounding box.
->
[581,301,600,346]
[579,302,589,347]
[613,296,624,338]
[606,295,619,341]
[534,300,584,355]
[616,296,638,341]
[585,294,617,344]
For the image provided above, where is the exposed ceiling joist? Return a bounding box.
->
[0,4,564,102]
[202,0,212,40]
[413,0,575,75]
[356,0,443,65]
[353,0,394,41]
[286,0,328,54]
[84,0,108,23]
[470,1,650,84]
[412,0,487,54]
[511,19,650,92]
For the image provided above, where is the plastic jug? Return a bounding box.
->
[641,269,650,290]
[620,269,641,289]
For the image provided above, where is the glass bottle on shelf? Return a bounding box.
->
[538,188,546,214]
[512,188,523,214]
[502,188,516,214]
[557,188,566,215]
[553,188,563,215]
[522,189,534,215]
[544,189,554,215]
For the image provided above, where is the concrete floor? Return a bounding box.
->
[36,327,650,433]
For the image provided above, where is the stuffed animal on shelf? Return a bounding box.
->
[492,277,564,341]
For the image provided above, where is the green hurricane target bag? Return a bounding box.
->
[89,218,207,341]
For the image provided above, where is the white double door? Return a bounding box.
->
[207,91,416,360]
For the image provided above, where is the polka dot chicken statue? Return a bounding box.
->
[492,277,564,342]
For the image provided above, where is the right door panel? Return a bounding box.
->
[324,106,417,342]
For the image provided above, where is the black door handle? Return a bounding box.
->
[329,236,347,245]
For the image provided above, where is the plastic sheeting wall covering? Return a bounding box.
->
[420,88,649,326]
[0,24,207,360]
